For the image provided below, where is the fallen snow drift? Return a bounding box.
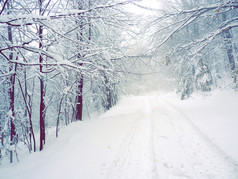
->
[0,90,238,179]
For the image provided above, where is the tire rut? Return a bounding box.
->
[161,99,238,178]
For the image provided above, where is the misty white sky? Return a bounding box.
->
[126,0,162,15]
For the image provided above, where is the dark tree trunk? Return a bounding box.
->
[75,70,83,121]
[222,14,236,72]
[9,68,16,163]
[7,1,16,163]
[39,24,45,151]
[104,76,117,110]
[223,30,235,71]
[104,75,112,110]
[23,70,35,152]
[18,75,36,152]
[39,75,46,151]
[75,7,84,121]
[39,0,45,151]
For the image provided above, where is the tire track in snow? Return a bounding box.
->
[106,97,158,179]
[147,97,160,179]
[105,95,238,178]
[163,99,238,168]
[150,98,196,178]
[161,98,238,178]
[105,112,142,179]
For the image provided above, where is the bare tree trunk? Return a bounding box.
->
[6,1,16,163]
[18,77,36,152]
[75,2,84,121]
[104,74,112,110]
[56,96,64,137]
[39,0,45,151]
[23,69,31,151]
[27,100,36,152]
[9,62,16,163]
[39,26,45,151]
[0,121,2,159]
[75,68,83,121]
[222,14,236,72]
[24,70,32,151]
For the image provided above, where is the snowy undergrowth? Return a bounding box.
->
[0,90,238,179]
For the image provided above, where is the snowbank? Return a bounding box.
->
[0,90,237,178]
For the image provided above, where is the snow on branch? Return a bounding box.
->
[154,9,210,50]
[174,1,238,15]
[152,0,238,52]
[0,0,134,27]
[151,1,238,26]
[172,22,238,58]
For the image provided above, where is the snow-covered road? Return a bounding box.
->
[106,95,238,179]
[1,92,238,179]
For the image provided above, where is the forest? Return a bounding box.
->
[0,0,238,165]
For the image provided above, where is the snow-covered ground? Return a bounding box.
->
[0,90,238,179]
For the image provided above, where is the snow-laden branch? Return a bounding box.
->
[154,8,210,50]
[150,1,238,27]
[0,70,15,78]
[170,1,238,16]
[196,23,238,54]
[0,0,134,27]
[0,45,136,74]
[151,1,238,52]
[171,22,238,58]
[0,45,61,60]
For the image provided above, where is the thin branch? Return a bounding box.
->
[155,9,209,49]
[0,0,9,15]
[0,0,135,26]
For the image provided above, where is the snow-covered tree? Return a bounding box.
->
[0,0,140,163]
[147,0,238,99]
